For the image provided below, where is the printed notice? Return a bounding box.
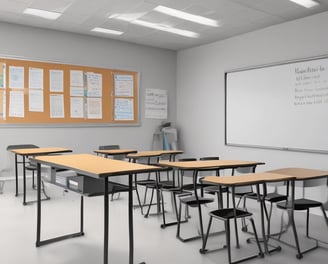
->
[70,70,84,87]
[50,70,64,92]
[114,98,134,120]
[29,67,43,89]
[87,97,102,119]
[0,62,5,88]
[145,88,167,119]
[86,72,102,97]
[70,97,84,118]
[114,74,133,96]
[9,91,24,117]
[50,94,64,118]
[0,91,5,119]
[29,90,44,112]
[9,66,24,89]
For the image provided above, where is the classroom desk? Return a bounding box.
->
[94,149,138,200]
[127,150,183,162]
[127,150,183,215]
[8,147,72,205]
[202,172,296,255]
[158,160,265,246]
[94,149,137,158]
[32,153,162,264]
[266,167,328,258]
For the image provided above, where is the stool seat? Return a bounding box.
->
[277,198,323,210]
[209,208,252,220]
[180,196,214,207]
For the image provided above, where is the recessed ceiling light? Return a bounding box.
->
[289,0,319,8]
[91,27,123,35]
[131,20,199,38]
[154,5,219,27]
[23,8,62,20]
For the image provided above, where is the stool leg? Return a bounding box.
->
[306,208,310,237]
[200,216,213,253]
[145,188,155,218]
[321,205,328,226]
[160,189,166,226]
[249,218,264,257]
[176,201,183,238]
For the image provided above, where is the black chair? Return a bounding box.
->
[176,158,215,242]
[198,157,226,204]
[242,181,288,238]
[7,144,39,189]
[98,145,133,201]
[6,144,49,203]
[200,184,264,264]
[275,178,328,258]
[158,158,196,228]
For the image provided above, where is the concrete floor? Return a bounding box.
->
[0,179,327,264]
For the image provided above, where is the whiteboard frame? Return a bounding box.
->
[225,54,328,154]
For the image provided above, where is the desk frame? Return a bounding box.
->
[9,147,72,205]
[158,160,265,247]
[34,154,162,264]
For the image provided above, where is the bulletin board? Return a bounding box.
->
[0,57,139,126]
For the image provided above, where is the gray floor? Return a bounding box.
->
[0,179,327,264]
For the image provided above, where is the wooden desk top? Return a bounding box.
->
[159,160,265,170]
[127,150,183,159]
[94,149,137,155]
[266,167,328,180]
[33,153,161,178]
[9,147,72,156]
[202,173,295,187]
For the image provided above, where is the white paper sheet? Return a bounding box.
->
[86,72,102,97]
[145,88,167,119]
[29,90,44,112]
[9,66,24,89]
[114,98,134,120]
[87,97,102,119]
[29,67,43,89]
[114,74,133,96]
[0,63,5,88]
[70,97,84,118]
[9,90,24,117]
[50,94,64,118]
[50,70,64,92]
[70,70,84,87]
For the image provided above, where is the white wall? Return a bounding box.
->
[0,22,176,177]
[176,12,328,204]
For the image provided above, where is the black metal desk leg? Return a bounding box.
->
[128,173,146,264]
[257,184,269,254]
[290,180,302,259]
[104,178,109,264]
[15,154,18,196]
[23,156,27,205]
[129,173,134,264]
[36,162,41,246]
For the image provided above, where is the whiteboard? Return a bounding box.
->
[225,56,328,153]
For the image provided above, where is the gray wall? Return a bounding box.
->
[176,12,328,204]
[0,22,177,177]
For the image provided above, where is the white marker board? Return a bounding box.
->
[225,56,328,153]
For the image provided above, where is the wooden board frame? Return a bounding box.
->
[0,57,139,126]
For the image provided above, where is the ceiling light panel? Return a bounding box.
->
[131,19,199,38]
[23,8,62,20]
[154,5,220,27]
[91,27,123,35]
[288,0,319,8]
